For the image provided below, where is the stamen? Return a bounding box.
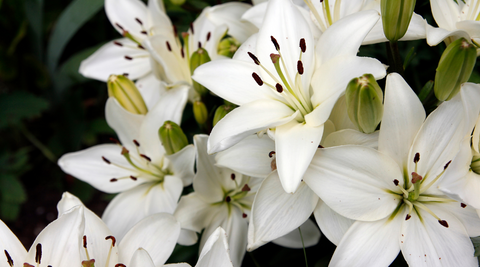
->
[243,213,247,218]
[225,196,231,202]
[141,31,147,35]
[270,36,280,51]
[109,137,121,145]
[135,18,143,25]
[242,184,251,192]
[113,41,123,47]
[405,214,411,220]
[198,42,202,49]
[299,38,306,53]
[124,56,133,60]
[404,199,414,219]
[110,178,118,182]
[252,72,263,86]
[247,52,260,65]
[115,23,124,30]
[137,44,145,50]
[123,73,129,77]
[190,22,195,34]
[105,236,116,246]
[414,152,420,163]
[130,175,138,181]
[275,83,283,93]
[206,32,211,41]
[269,151,275,158]
[140,154,151,162]
[115,264,126,267]
[231,173,236,180]
[180,47,185,58]
[419,160,452,194]
[166,41,172,52]
[102,156,111,164]
[106,236,116,267]
[318,145,324,148]
[413,202,444,222]
[133,140,140,147]
[4,250,13,267]
[461,203,467,208]
[35,243,42,264]
[444,160,452,170]
[297,60,304,75]
[173,25,177,37]
[438,220,449,228]
[393,179,399,186]
[83,235,91,260]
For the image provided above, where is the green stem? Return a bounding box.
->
[386,41,405,76]
[18,123,57,163]
[298,227,309,267]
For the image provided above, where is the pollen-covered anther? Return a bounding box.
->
[166,41,172,52]
[130,175,138,181]
[206,32,211,41]
[275,83,283,93]
[189,22,195,34]
[4,250,13,267]
[133,140,140,147]
[113,41,123,47]
[242,184,251,192]
[393,179,399,186]
[110,137,121,144]
[297,60,304,75]
[270,36,280,51]
[35,243,42,264]
[110,178,118,182]
[252,72,263,86]
[242,213,247,218]
[115,23,124,30]
[137,44,145,50]
[140,30,147,35]
[247,52,260,65]
[115,264,126,267]
[198,42,202,49]
[461,203,467,208]
[414,152,420,163]
[411,172,422,184]
[299,38,306,53]
[269,151,276,158]
[140,154,151,161]
[444,160,452,170]
[102,156,111,164]
[124,56,133,60]
[225,196,231,202]
[135,17,143,25]
[438,220,449,228]
[318,145,324,148]
[83,235,88,248]
[180,47,185,58]
[106,235,116,246]
[231,173,236,180]
[405,214,411,220]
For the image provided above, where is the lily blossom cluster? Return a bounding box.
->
[4,0,479,266]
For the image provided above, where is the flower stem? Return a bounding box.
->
[298,227,309,267]
[19,123,57,163]
[386,41,405,76]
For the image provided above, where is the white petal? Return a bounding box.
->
[165,144,195,187]
[241,3,266,29]
[460,83,480,135]
[119,213,181,266]
[400,204,477,267]
[196,227,234,267]
[328,95,356,131]
[58,144,143,193]
[174,193,218,233]
[304,146,402,221]
[315,10,380,65]
[215,135,275,178]
[248,172,318,251]
[0,220,27,265]
[443,202,480,237]
[139,85,189,163]
[192,59,281,106]
[323,129,379,149]
[24,206,84,266]
[275,120,324,193]
[208,100,297,153]
[79,39,151,82]
[105,0,148,41]
[378,73,425,169]
[103,178,183,240]
[430,0,460,30]
[313,200,354,246]
[426,24,470,46]
[363,13,427,44]
[222,209,248,267]
[329,217,401,267]
[271,219,321,248]
[457,20,480,38]
[129,248,156,267]
[135,73,165,110]
[177,229,198,246]
[232,33,258,62]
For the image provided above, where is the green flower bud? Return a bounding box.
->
[213,104,234,126]
[434,38,477,101]
[217,36,241,58]
[381,0,416,42]
[158,121,189,155]
[193,101,209,125]
[107,74,148,115]
[190,48,211,96]
[345,74,384,134]
[472,153,480,175]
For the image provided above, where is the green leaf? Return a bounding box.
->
[24,0,43,59]
[46,0,104,73]
[0,174,27,204]
[2,148,31,173]
[469,70,480,83]
[0,91,50,129]
[0,202,21,221]
[472,236,480,257]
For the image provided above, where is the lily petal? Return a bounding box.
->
[0,220,27,265]
[271,219,321,249]
[165,145,195,187]
[129,248,156,267]
[430,0,460,30]
[135,73,165,110]
[106,97,144,152]
[105,0,148,41]
[313,200,354,246]
[323,129,379,149]
[196,227,234,267]
[174,193,218,233]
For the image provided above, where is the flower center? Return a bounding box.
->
[303,0,343,32]
[81,235,119,267]
[248,37,313,120]
[218,173,254,218]
[471,152,480,174]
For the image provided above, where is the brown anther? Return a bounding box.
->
[444,160,452,170]
[461,203,467,208]
[166,41,172,52]
[102,156,111,164]
[173,25,178,37]
[393,179,399,186]
[438,220,449,228]
[269,151,276,158]
[231,173,236,180]
[270,36,280,51]
[83,235,87,248]
[247,52,260,65]
[190,22,195,34]
[242,184,251,192]
[411,172,422,184]
[133,140,140,147]
[141,30,148,35]
[115,23,124,30]
[275,83,283,93]
[225,196,231,202]
[35,243,42,264]
[140,154,151,162]
[137,44,145,50]
[121,147,129,155]
[4,250,13,267]
[299,38,306,53]
[110,178,118,182]
[115,264,126,267]
[198,42,202,49]
[123,73,129,77]
[180,47,185,58]
[270,53,280,64]
[109,137,121,144]
[106,236,116,246]
[135,18,143,25]
[206,32,211,41]
[252,72,263,86]
[113,41,123,47]
[405,214,411,220]
[124,56,133,60]
[242,213,247,218]
[318,145,324,148]
[130,175,138,181]
[414,153,420,163]
[297,60,304,75]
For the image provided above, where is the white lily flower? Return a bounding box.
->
[58,86,195,240]
[427,0,480,55]
[193,0,386,193]
[303,73,480,266]
[174,135,261,267]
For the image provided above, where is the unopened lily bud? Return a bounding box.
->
[346,74,384,134]
[158,121,189,155]
[218,36,241,58]
[193,101,208,125]
[381,0,416,42]
[190,48,211,96]
[107,74,148,115]
[472,153,480,175]
[213,104,234,126]
[434,38,477,101]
